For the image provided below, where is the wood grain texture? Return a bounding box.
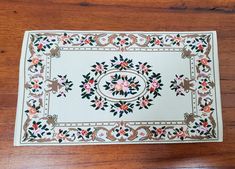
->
[0,0,235,168]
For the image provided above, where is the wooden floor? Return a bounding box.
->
[0,0,235,168]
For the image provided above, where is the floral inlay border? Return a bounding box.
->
[20,32,218,144]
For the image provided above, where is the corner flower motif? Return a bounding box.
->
[32,34,56,52]
[189,118,214,138]
[28,120,51,140]
[185,35,209,55]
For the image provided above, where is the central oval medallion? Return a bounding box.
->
[79,54,163,118]
[96,69,147,102]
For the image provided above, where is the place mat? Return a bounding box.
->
[14,31,223,146]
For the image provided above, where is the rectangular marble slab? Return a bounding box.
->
[14,31,223,146]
